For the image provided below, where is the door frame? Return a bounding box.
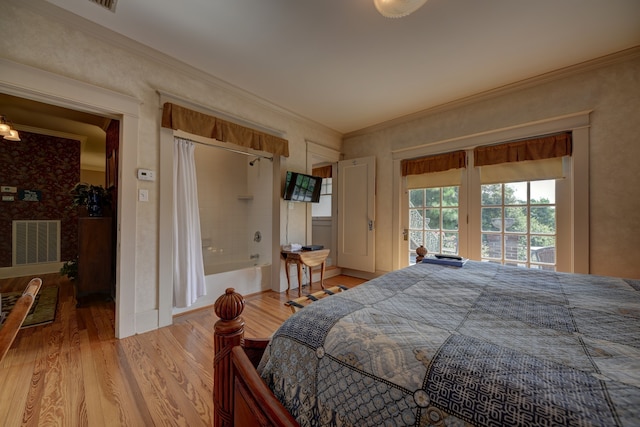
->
[306,141,340,265]
[0,58,140,338]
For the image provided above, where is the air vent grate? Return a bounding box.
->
[89,0,117,13]
[12,220,61,266]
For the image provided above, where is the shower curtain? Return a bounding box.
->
[173,137,206,308]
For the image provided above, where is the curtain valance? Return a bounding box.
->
[474,132,571,167]
[161,102,289,157]
[401,150,466,177]
[312,165,332,178]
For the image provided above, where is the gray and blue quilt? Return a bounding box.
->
[258,261,640,426]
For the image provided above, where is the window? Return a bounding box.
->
[398,114,589,273]
[408,186,459,264]
[404,133,573,269]
[312,177,332,217]
[480,180,556,270]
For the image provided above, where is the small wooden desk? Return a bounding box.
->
[281,249,330,296]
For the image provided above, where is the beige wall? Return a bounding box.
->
[343,51,640,279]
[0,2,342,329]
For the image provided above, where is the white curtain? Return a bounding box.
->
[173,137,206,308]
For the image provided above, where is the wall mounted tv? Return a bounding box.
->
[283,171,322,203]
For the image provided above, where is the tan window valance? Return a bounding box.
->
[401,150,466,177]
[161,102,289,157]
[312,165,332,178]
[474,132,571,167]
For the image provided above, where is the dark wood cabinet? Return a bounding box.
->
[77,217,113,298]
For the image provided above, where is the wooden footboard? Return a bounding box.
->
[0,278,42,363]
[213,288,298,427]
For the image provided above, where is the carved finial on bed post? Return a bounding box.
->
[214,288,246,427]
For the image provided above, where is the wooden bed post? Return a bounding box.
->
[214,288,246,427]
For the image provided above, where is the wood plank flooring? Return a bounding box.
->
[0,273,366,426]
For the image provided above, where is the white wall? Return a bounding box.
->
[0,2,341,335]
[343,50,640,279]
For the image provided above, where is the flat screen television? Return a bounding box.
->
[283,171,322,203]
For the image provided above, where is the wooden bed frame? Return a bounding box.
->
[213,288,298,427]
[0,278,42,363]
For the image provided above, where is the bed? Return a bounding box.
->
[213,261,640,426]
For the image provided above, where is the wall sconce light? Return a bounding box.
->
[0,116,21,141]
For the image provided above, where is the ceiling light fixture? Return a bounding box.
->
[374,0,428,18]
[0,115,21,141]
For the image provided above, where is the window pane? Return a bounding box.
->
[481,184,502,205]
[531,180,555,204]
[320,177,333,195]
[481,234,502,258]
[531,206,555,234]
[312,194,332,217]
[505,234,527,261]
[482,207,502,231]
[505,182,527,205]
[442,208,458,231]
[531,235,555,252]
[442,232,459,254]
[425,209,440,229]
[409,189,424,207]
[409,208,424,228]
[425,231,440,253]
[442,186,459,207]
[425,188,441,207]
[504,207,527,233]
[410,231,423,250]
[531,241,555,262]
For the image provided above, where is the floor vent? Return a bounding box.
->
[89,0,117,13]
[12,220,61,266]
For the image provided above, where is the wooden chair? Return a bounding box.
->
[0,278,42,363]
[284,285,348,313]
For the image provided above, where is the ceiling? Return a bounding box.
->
[9,0,640,136]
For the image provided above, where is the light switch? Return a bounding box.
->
[138,189,149,202]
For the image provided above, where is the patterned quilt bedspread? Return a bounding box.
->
[258,261,640,426]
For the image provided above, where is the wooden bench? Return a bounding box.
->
[284,285,348,313]
[0,278,42,362]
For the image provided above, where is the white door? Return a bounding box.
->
[337,156,376,272]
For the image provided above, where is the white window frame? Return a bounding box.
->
[392,111,590,273]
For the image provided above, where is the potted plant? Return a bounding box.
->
[60,257,78,280]
[69,182,112,217]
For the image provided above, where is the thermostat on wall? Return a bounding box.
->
[137,169,156,181]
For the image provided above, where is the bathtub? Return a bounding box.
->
[172,261,271,316]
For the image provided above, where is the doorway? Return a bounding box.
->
[307,141,340,272]
[0,59,140,338]
[0,93,118,316]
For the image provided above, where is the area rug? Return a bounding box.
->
[0,285,59,329]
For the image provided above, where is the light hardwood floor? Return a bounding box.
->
[0,273,366,426]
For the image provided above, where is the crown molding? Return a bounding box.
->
[13,0,338,136]
[345,45,640,139]
[11,1,639,140]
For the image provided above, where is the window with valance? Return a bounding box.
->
[401,150,466,189]
[474,132,572,183]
